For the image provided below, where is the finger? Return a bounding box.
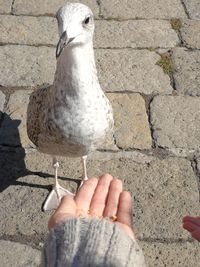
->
[183,222,198,232]
[117,191,133,228]
[192,230,200,242]
[103,179,122,217]
[183,216,200,227]
[74,177,98,213]
[89,173,113,217]
[182,216,192,223]
[183,216,196,223]
[48,196,76,230]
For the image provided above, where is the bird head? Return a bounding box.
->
[56,3,94,58]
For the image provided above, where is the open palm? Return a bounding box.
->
[48,173,134,239]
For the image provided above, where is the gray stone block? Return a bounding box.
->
[94,20,179,48]
[100,0,187,19]
[0,240,41,267]
[0,15,57,46]
[172,48,200,96]
[141,241,200,267]
[151,95,200,150]
[183,0,200,19]
[107,93,152,149]
[196,158,200,174]
[181,20,200,49]
[13,0,99,17]
[0,46,55,87]
[0,0,12,14]
[0,90,5,112]
[96,49,172,94]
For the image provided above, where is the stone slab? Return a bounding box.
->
[183,0,200,19]
[141,241,200,267]
[0,90,5,119]
[166,147,198,159]
[0,15,179,49]
[0,174,55,236]
[180,20,200,49]
[0,151,199,240]
[0,240,41,267]
[100,0,186,19]
[107,93,152,149]
[0,90,33,147]
[0,15,57,46]
[96,49,172,94]
[0,46,173,93]
[197,158,200,175]
[150,95,200,150]
[0,0,12,14]
[0,90,5,111]
[172,48,200,96]
[13,0,99,17]
[90,150,155,164]
[95,20,179,48]
[0,45,55,87]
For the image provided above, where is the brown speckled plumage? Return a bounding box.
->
[27,3,114,159]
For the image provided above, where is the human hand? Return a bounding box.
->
[182,216,200,241]
[48,173,134,239]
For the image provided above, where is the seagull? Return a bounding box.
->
[27,3,114,211]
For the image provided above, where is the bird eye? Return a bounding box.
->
[84,16,90,24]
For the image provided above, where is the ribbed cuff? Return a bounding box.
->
[41,218,145,267]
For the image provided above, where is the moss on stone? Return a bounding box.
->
[157,53,173,75]
[170,18,182,32]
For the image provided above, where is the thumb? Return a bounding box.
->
[48,196,76,230]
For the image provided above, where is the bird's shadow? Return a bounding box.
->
[0,113,79,194]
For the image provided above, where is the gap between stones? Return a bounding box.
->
[96,0,102,18]
[11,0,15,15]
[180,0,190,19]
[0,43,182,51]
[0,12,187,22]
[142,93,157,148]
[191,158,200,203]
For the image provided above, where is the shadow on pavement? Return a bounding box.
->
[0,113,78,193]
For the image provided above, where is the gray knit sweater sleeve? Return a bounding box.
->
[41,218,145,267]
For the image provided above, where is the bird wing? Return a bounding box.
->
[27,87,49,147]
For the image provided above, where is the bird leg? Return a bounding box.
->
[53,159,62,201]
[82,155,88,181]
[43,157,74,212]
[79,155,88,188]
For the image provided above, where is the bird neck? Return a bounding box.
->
[53,42,99,94]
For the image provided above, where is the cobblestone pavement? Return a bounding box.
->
[0,0,200,266]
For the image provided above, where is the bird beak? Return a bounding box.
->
[56,31,74,58]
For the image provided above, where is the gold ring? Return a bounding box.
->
[110,215,117,222]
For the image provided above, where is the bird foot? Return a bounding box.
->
[43,184,74,212]
[78,176,88,190]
